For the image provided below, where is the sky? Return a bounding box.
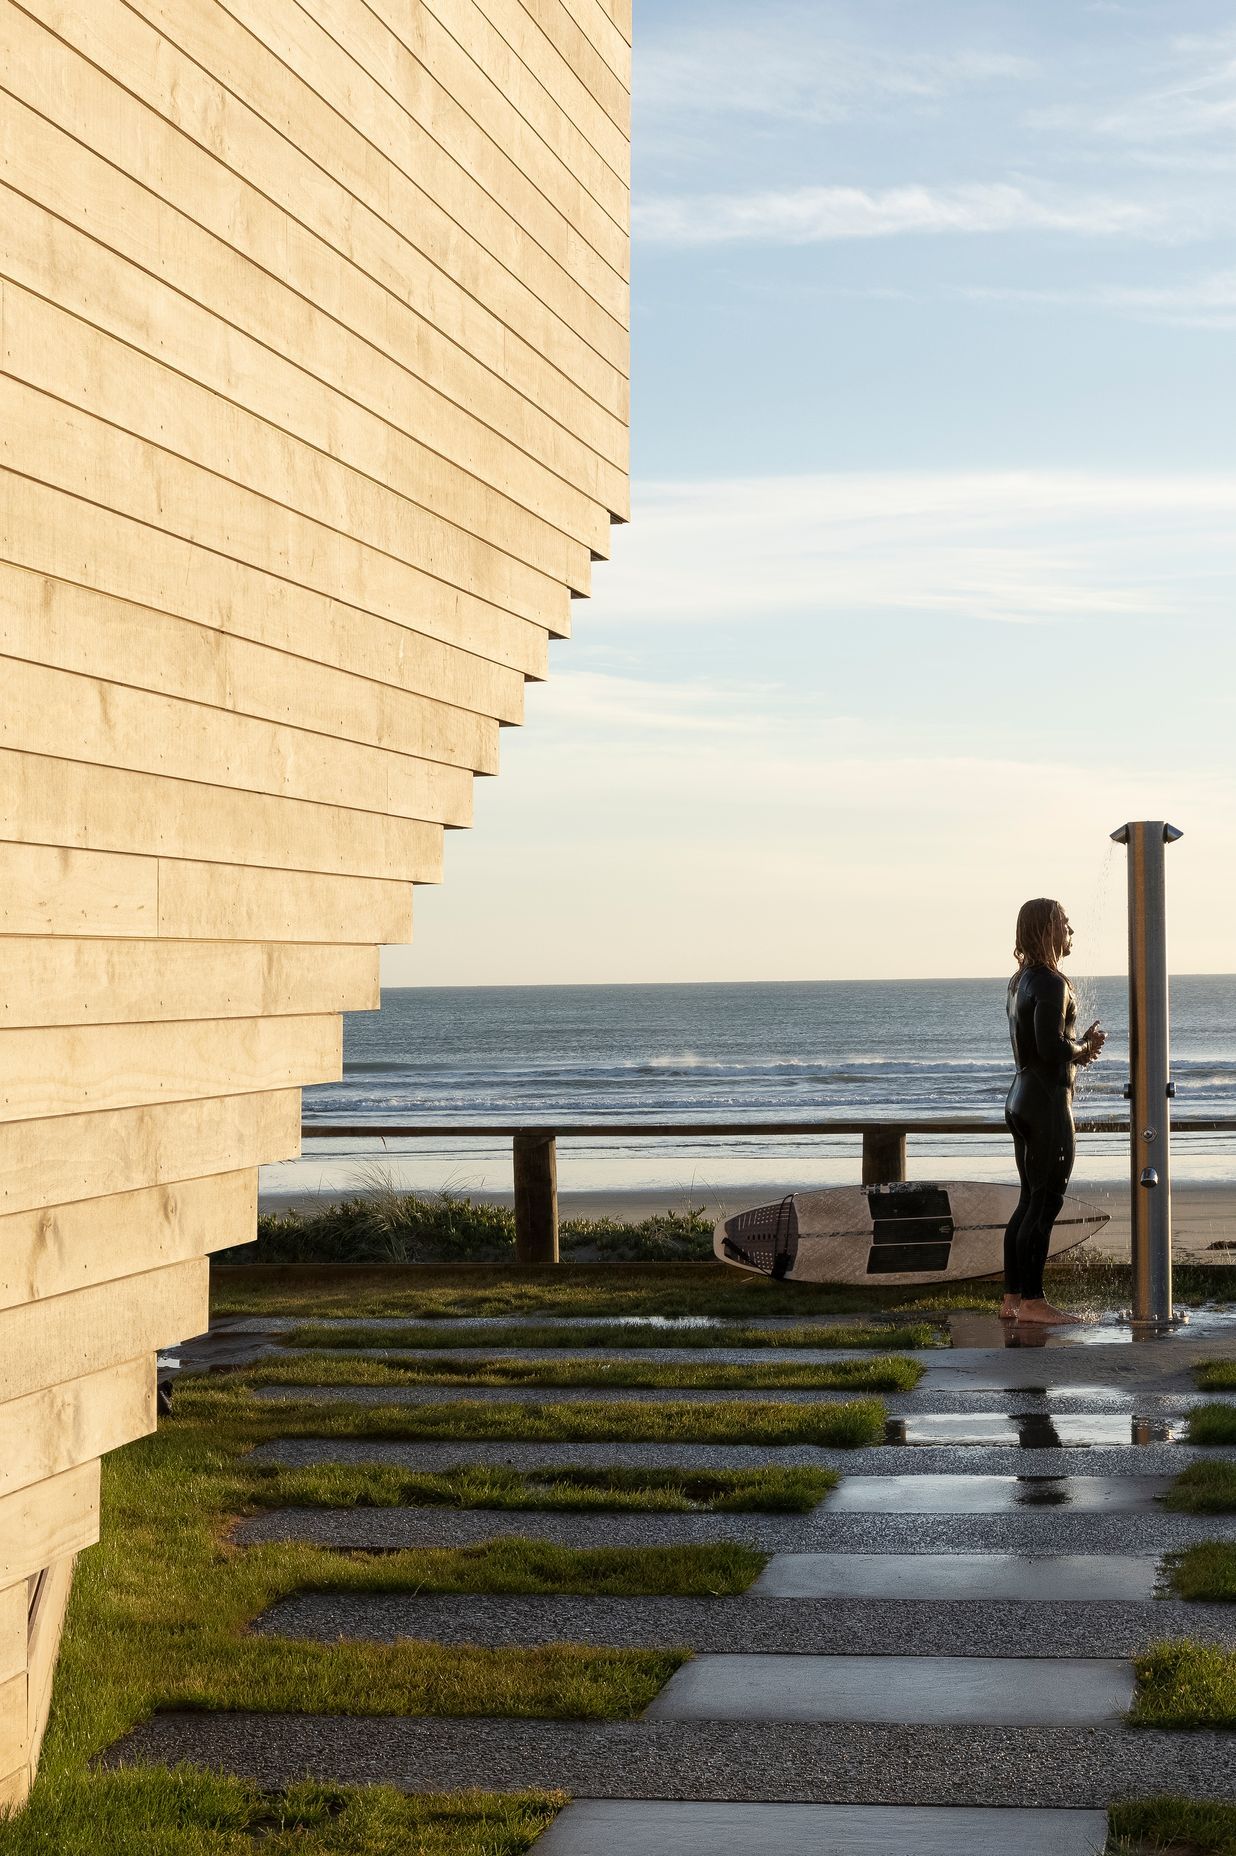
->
[388,0,1236,986]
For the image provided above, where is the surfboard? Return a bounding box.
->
[714,1181,1109,1287]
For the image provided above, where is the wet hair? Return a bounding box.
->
[1014,897,1066,972]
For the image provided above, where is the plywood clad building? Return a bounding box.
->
[0,0,631,1802]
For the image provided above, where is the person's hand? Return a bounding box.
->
[1081,1020,1106,1063]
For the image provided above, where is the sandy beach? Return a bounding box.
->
[259,1178,1236,1263]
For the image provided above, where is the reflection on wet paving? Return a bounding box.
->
[947,1309,1236,1350]
[883,1413,1183,1448]
[830,1474,1170,1513]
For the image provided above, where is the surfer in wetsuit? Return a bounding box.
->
[1001,899,1106,1326]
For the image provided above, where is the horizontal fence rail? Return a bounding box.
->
[296,1117,1236,1264]
[302,1118,1236,1138]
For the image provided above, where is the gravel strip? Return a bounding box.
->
[105,1715,1236,1806]
[234,1503,1235,1555]
[252,1592,1236,1658]
[248,1438,1213,1477]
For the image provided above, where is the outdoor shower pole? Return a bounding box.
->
[1110,820,1184,1325]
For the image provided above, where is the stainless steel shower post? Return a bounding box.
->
[1110,821,1183,1326]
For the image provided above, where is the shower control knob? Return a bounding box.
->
[1140,1168,1160,1188]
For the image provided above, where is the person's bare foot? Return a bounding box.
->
[999,1296,1021,1321]
[1015,1299,1083,1326]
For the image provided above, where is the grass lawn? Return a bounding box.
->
[0,1773,563,1855]
[284,1319,943,1352]
[1160,1461,1236,1514]
[1132,1642,1236,1728]
[1197,1361,1236,1391]
[1184,1404,1236,1445]
[211,1254,1236,1322]
[252,1461,838,1514]
[246,1351,923,1394]
[1162,1543,1236,1603]
[14,1370,786,1847]
[232,1388,888,1447]
[1108,1796,1236,1854]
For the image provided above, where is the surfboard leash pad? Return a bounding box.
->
[720,1193,799,1278]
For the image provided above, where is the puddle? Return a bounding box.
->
[883,1413,1183,1448]
[948,1310,1236,1349]
[829,1474,1169,1513]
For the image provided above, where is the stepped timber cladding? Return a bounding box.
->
[0,0,630,1803]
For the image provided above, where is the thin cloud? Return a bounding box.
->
[1030,28,1236,149]
[961,269,1236,330]
[637,17,1034,126]
[592,472,1236,628]
[635,182,1178,246]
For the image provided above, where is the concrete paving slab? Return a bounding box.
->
[886,1413,1182,1447]
[106,1714,1236,1807]
[530,1799,1109,1856]
[643,1654,1133,1725]
[830,1475,1171,1512]
[752,1552,1160,1602]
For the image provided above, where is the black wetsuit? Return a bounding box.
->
[1003,965,1090,1301]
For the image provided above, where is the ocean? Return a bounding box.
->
[258,977,1236,1206]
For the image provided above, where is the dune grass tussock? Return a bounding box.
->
[1163,1542,1236,1603]
[1132,1641,1236,1728]
[1160,1461,1236,1514]
[247,1350,923,1395]
[0,1773,563,1855]
[1184,1403,1236,1446]
[251,1461,838,1515]
[228,1389,888,1448]
[284,1320,942,1353]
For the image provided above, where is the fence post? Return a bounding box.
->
[513,1131,559,1263]
[862,1128,907,1186]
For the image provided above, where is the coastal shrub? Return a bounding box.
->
[233,1195,713,1265]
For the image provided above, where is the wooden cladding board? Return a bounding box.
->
[0,0,629,1805]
